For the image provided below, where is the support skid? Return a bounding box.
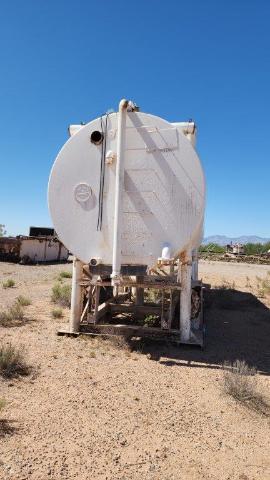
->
[59,261,205,347]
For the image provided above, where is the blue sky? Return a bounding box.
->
[0,0,269,238]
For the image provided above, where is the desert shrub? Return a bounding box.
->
[51,308,63,319]
[0,302,24,326]
[222,360,270,415]
[2,279,15,289]
[16,295,31,307]
[0,398,6,411]
[0,343,30,378]
[51,283,71,307]
[58,271,72,280]
[222,360,257,401]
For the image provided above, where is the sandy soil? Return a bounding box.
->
[199,259,270,294]
[0,260,269,480]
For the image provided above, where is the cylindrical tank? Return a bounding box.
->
[48,105,205,268]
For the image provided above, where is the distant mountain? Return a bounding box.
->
[202,235,270,246]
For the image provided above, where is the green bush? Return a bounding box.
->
[58,271,72,280]
[143,314,160,328]
[51,283,71,307]
[2,279,15,289]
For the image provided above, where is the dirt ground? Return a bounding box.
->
[0,260,269,480]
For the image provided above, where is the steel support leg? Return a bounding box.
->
[180,251,192,342]
[70,258,83,333]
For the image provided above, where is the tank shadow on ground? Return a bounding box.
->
[128,289,270,376]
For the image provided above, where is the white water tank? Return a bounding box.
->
[48,107,205,267]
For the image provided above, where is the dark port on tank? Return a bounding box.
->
[90,130,104,145]
[90,258,98,266]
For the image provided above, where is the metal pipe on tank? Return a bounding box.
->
[70,258,83,333]
[111,99,129,286]
[192,248,198,281]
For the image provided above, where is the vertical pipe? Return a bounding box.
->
[111,99,129,285]
[135,275,144,306]
[180,250,192,342]
[70,257,83,333]
[192,248,198,281]
[186,123,197,148]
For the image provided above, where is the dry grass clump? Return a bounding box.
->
[217,278,236,290]
[58,271,72,280]
[16,295,31,306]
[2,278,15,289]
[0,295,31,327]
[51,283,71,307]
[8,303,24,320]
[0,343,30,378]
[0,302,24,326]
[223,360,257,400]
[256,272,270,298]
[51,308,63,319]
[222,360,270,415]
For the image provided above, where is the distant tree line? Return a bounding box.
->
[243,242,270,255]
[199,242,270,255]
